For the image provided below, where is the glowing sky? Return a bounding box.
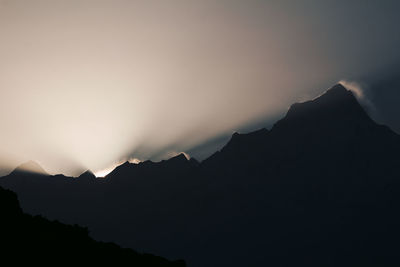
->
[1,0,400,176]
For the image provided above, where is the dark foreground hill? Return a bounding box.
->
[2,84,400,266]
[0,185,185,266]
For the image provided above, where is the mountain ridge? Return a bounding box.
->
[4,84,396,178]
[2,83,400,267]
[0,185,186,266]
[10,160,49,176]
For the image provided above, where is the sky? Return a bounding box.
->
[0,0,400,176]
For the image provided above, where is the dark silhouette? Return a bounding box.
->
[2,84,400,266]
[0,186,186,266]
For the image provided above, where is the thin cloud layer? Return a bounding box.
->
[339,80,376,114]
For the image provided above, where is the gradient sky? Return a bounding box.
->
[1,0,400,176]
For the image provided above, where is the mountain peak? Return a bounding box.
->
[201,128,270,165]
[11,161,48,175]
[163,153,190,165]
[272,83,372,133]
[291,83,356,110]
[323,83,349,95]
[223,128,269,152]
[311,83,358,105]
[167,153,199,167]
[78,170,96,179]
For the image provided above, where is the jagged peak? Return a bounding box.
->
[167,153,199,166]
[11,160,48,175]
[78,170,96,179]
[225,128,269,146]
[116,161,132,169]
[321,83,349,96]
[213,128,270,157]
[274,83,372,130]
[290,83,356,110]
[122,160,131,166]
[165,153,190,164]
[106,153,194,178]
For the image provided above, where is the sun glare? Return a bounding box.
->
[94,167,114,178]
[94,158,141,177]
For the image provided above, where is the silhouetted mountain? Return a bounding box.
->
[0,185,185,266]
[10,160,48,176]
[2,84,400,266]
[203,128,269,166]
[78,170,96,180]
[105,153,198,184]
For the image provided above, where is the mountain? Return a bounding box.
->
[78,170,97,180]
[10,160,48,175]
[0,185,185,266]
[206,84,398,166]
[2,84,400,266]
[105,153,199,182]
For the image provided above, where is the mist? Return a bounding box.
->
[1,0,400,176]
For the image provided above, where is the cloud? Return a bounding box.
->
[339,80,376,115]
[339,80,365,99]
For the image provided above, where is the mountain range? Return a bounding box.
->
[2,84,400,266]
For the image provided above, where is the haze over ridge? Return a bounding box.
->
[1,0,400,176]
[3,83,400,267]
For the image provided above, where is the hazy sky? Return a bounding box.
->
[1,0,400,176]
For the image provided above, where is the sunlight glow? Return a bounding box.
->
[94,158,141,178]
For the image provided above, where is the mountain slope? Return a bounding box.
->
[10,160,48,175]
[0,185,186,266]
[2,84,400,267]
